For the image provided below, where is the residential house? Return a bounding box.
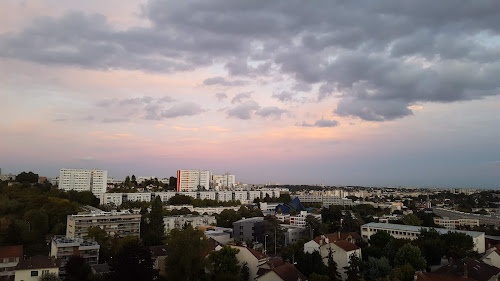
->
[229,245,268,281]
[303,232,360,254]
[434,258,500,281]
[0,245,23,281]
[257,262,308,281]
[14,256,60,281]
[482,247,500,269]
[414,272,474,281]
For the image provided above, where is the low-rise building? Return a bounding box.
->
[233,217,266,243]
[163,215,216,233]
[482,247,500,270]
[14,256,60,281]
[0,245,23,281]
[66,211,141,238]
[50,236,100,271]
[434,258,500,281]
[434,218,480,229]
[361,222,486,253]
[229,246,268,281]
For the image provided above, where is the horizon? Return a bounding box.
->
[1,1,500,189]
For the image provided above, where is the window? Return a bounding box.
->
[42,270,49,275]
[31,271,39,277]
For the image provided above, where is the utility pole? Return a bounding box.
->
[274,228,277,255]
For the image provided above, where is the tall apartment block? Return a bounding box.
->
[66,211,141,238]
[176,170,211,192]
[59,169,108,196]
[211,173,236,190]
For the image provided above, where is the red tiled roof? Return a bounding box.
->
[333,240,360,252]
[415,272,474,281]
[271,263,307,281]
[15,256,61,270]
[313,232,360,245]
[0,245,23,259]
[434,258,500,281]
[248,247,268,260]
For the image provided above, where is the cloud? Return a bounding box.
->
[203,76,247,86]
[2,1,500,121]
[101,118,129,123]
[215,93,228,101]
[161,102,204,119]
[255,106,287,119]
[299,118,339,128]
[226,100,260,120]
[272,91,297,102]
[231,92,252,104]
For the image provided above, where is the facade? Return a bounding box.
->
[482,247,500,270]
[434,207,500,227]
[163,215,216,233]
[233,217,266,243]
[176,170,211,192]
[229,246,268,281]
[14,256,60,281]
[0,245,23,281]
[66,211,141,238]
[50,236,100,270]
[361,222,486,253]
[434,218,480,229]
[281,225,308,246]
[211,174,236,190]
[59,169,108,196]
[294,195,354,207]
[256,262,307,281]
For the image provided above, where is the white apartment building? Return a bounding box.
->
[361,222,485,253]
[211,174,236,190]
[295,195,354,207]
[66,211,141,238]
[434,218,480,229]
[50,236,100,269]
[290,211,322,227]
[163,215,216,233]
[198,191,217,200]
[176,170,211,192]
[217,191,234,202]
[59,169,108,196]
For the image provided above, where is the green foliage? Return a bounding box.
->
[241,262,250,281]
[321,205,343,224]
[168,176,177,190]
[110,236,155,281]
[344,254,364,281]
[294,250,327,278]
[327,248,342,281]
[413,228,445,266]
[401,214,422,226]
[207,246,242,280]
[389,264,415,281]
[87,226,112,263]
[394,244,426,271]
[263,215,286,254]
[141,196,165,246]
[216,209,242,228]
[310,273,331,281]
[369,231,393,249]
[363,257,392,281]
[38,273,59,281]
[442,231,474,260]
[168,194,193,205]
[16,171,39,183]
[65,256,93,281]
[165,225,211,281]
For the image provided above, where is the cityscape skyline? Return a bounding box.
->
[1,1,500,188]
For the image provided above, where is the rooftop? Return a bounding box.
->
[434,258,500,281]
[362,222,484,238]
[15,256,61,270]
[0,245,23,259]
[234,217,265,224]
[333,240,360,252]
[52,236,99,247]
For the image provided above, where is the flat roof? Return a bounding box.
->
[362,222,484,238]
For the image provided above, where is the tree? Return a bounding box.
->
[442,231,474,260]
[88,226,111,262]
[144,196,165,246]
[401,214,422,226]
[216,209,242,228]
[165,225,211,281]
[16,171,39,183]
[168,194,193,205]
[263,215,285,254]
[369,231,393,249]
[394,244,426,271]
[327,248,342,281]
[344,253,363,281]
[310,273,330,281]
[131,175,137,186]
[363,257,392,281]
[168,177,177,190]
[38,273,59,281]
[306,215,323,238]
[241,262,250,281]
[124,176,130,186]
[414,229,445,266]
[110,236,155,281]
[389,264,415,281]
[207,246,242,280]
[65,256,92,281]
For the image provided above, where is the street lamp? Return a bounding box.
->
[264,234,268,254]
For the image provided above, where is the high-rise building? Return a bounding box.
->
[59,169,108,196]
[66,211,141,238]
[211,173,236,190]
[176,170,210,192]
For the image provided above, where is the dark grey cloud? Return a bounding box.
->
[255,107,287,119]
[2,1,500,121]
[161,102,204,118]
[226,100,260,120]
[299,118,339,128]
[203,76,247,86]
[215,93,228,101]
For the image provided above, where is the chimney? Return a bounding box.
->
[325,238,329,244]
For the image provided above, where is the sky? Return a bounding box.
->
[1,0,500,188]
